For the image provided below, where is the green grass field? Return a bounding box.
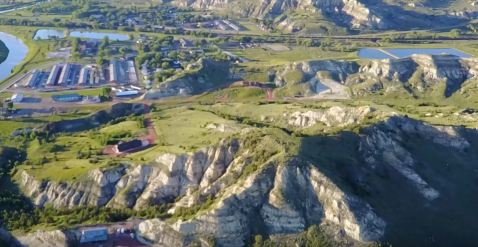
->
[149,107,241,154]
[223,46,357,66]
[20,136,103,181]
[227,88,268,99]
[100,120,146,136]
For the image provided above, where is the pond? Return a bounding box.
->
[69,31,128,41]
[358,48,471,59]
[357,49,395,59]
[33,29,65,40]
[383,48,471,58]
[0,32,28,82]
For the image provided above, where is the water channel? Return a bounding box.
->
[0,32,29,82]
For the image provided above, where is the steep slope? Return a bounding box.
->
[44,103,145,133]
[142,58,231,100]
[173,0,474,30]
[273,54,478,99]
[137,114,478,247]
[15,105,478,247]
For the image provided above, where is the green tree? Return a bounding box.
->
[103,36,110,46]
[72,51,81,61]
[7,101,13,109]
[119,47,126,57]
[450,29,461,38]
[253,235,263,247]
[96,57,104,66]
[161,62,170,69]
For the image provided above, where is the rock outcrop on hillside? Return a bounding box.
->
[44,103,145,132]
[17,140,241,210]
[275,54,478,98]
[172,0,474,30]
[15,105,478,247]
[136,114,478,247]
[285,106,374,127]
[15,230,79,247]
[142,58,230,100]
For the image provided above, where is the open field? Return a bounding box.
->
[223,46,357,65]
[19,136,104,181]
[149,107,242,154]
[227,87,268,99]
[100,120,146,136]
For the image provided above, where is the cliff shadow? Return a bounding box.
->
[296,119,478,247]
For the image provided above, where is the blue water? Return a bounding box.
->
[357,49,395,59]
[69,31,128,41]
[33,29,65,40]
[383,48,471,58]
[0,0,50,14]
[0,32,28,82]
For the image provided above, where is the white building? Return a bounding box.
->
[11,93,23,102]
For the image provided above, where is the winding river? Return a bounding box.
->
[0,32,29,82]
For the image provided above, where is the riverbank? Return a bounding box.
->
[0,39,9,66]
[0,26,60,86]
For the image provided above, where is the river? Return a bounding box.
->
[0,0,50,14]
[0,32,29,82]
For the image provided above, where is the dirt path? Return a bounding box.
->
[103,104,156,157]
[218,91,228,101]
[265,88,273,100]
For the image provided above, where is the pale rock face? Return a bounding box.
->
[206,123,241,133]
[285,106,374,127]
[142,58,229,100]
[174,0,388,29]
[18,166,128,208]
[18,141,241,211]
[139,162,385,246]
[16,230,79,247]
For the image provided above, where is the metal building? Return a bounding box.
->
[11,93,23,102]
[51,93,80,102]
[116,90,138,97]
[25,70,40,87]
[46,65,61,86]
[109,60,118,84]
[58,63,71,85]
[89,70,95,84]
[78,67,89,85]
[80,228,108,244]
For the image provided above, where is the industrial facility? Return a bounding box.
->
[16,60,138,94]
[24,63,104,90]
[109,59,138,85]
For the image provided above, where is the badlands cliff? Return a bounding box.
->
[13,105,478,246]
[274,54,478,98]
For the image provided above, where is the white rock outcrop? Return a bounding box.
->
[285,106,374,127]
